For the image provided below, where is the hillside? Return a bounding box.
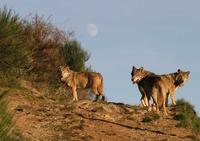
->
[0,81,199,141]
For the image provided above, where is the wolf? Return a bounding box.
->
[159,69,190,106]
[60,66,105,101]
[131,66,190,115]
[131,66,155,107]
[131,66,190,107]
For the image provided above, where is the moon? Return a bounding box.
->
[87,23,98,37]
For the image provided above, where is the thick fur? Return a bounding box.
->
[60,66,105,101]
[131,66,190,115]
[131,66,155,107]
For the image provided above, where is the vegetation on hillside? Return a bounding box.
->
[0,91,24,141]
[0,7,26,87]
[60,39,90,71]
[174,99,200,132]
[0,6,91,140]
[0,7,90,85]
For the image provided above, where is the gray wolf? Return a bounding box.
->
[60,66,105,101]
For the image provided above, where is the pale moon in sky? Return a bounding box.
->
[87,23,98,37]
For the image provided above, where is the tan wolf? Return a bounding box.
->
[60,66,105,101]
[131,66,190,115]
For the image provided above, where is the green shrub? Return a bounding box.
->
[174,99,200,132]
[142,113,160,123]
[60,40,90,71]
[0,7,26,78]
[142,116,152,123]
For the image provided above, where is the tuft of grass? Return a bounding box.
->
[187,135,200,141]
[142,113,160,123]
[151,113,160,120]
[174,99,200,132]
[142,116,152,123]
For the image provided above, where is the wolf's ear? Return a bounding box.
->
[140,67,144,72]
[132,66,137,72]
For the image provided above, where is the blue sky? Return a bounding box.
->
[1,0,200,114]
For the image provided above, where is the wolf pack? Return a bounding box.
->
[60,65,190,116]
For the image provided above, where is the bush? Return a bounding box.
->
[20,15,70,94]
[0,7,26,77]
[0,6,92,98]
[174,99,200,132]
[60,40,90,71]
[22,15,90,89]
[23,15,66,80]
[142,113,160,123]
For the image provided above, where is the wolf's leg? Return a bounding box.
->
[92,84,99,101]
[72,87,78,101]
[170,91,176,106]
[162,93,168,116]
[151,91,159,113]
[163,99,168,116]
[97,80,104,101]
[140,98,146,107]
[75,91,78,101]
[172,97,176,105]
[94,95,99,101]
[147,95,152,110]
[145,95,149,107]
[162,91,168,116]
[140,95,148,107]
[165,92,169,107]
[87,89,91,94]
[139,86,148,107]
[101,96,105,101]
[140,95,145,107]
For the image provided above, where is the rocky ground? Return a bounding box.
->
[3,81,200,141]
